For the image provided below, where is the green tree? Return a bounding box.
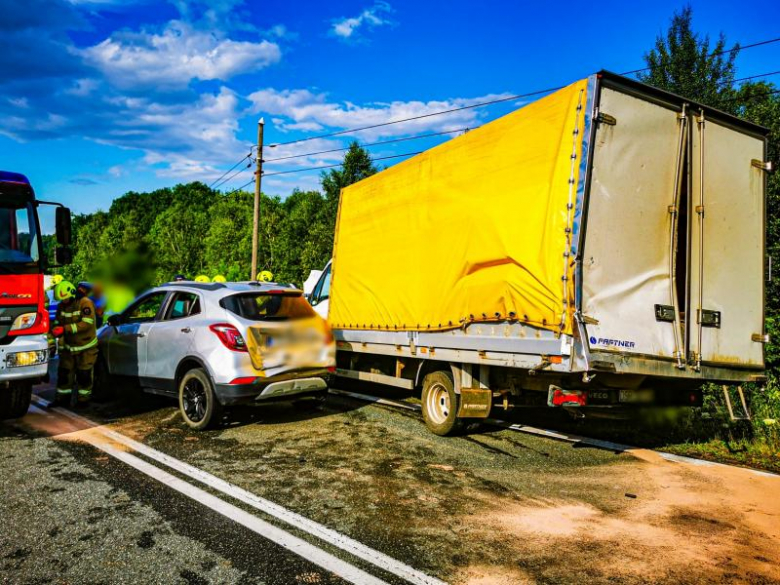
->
[639,5,739,112]
[320,142,378,225]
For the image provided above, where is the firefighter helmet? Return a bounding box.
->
[54,280,76,301]
[259,270,273,282]
[194,275,211,283]
[212,275,226,283]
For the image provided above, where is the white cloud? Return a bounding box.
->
[82,20,281,90]
[331,2,392,41]
[248,88,514,142]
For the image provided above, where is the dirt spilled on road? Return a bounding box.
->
[463,454,780,585]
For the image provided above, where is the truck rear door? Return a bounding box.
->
[689,115,765,368]
[581,85,683,361]
[580,77,766,372]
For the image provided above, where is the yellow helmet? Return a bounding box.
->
[194,275,211,283]
[54,280,76,301]
[51,274,64,286]
[258,270,273,282]
[212,275,226,283]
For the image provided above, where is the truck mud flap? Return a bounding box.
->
[457,387,492,418]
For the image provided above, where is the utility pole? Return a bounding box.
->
[251,118,264,280]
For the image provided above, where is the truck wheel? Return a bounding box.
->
[421,370,463,436]
[179,368,220,431]
[0,381,33,420]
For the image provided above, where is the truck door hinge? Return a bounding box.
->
[751,159,773,172]
[752,333,770,343]
[579,314,600,325]
[597,112,617,126]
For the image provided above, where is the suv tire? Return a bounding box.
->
[179,368,220,430]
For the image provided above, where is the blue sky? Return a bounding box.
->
[2,0,779,218]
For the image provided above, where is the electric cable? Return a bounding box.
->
[266,36,780,148]
[209,152,253,189]
[264,127,471,163]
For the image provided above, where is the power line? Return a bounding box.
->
[264,127,472,163]
[731,70,780,84]
[262,69,780,167]
[620,35,780,76]
[224,177,256,197]
[209,152,252,189]
[265,36,780,149]
[263,151,422,177]
[257,88,780,184]
[267,87,558,148]
[220,89,780,194]
[213,162,253,191]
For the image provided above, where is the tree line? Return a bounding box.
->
[57,143,378,292]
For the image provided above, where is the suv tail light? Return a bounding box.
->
[209,323,248,352]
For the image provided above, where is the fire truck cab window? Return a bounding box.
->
[0,205,38,264]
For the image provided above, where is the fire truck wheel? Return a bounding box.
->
[421,370,464,436]
[0,380,33,420]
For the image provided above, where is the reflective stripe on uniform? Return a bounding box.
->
[64,337,98,353]
[70,324,78,334]
[56,388,72,395]
[82,318,94,324]
[60,311,81,318]
[78,389,91,396]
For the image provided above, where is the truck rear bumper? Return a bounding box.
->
[0,334,49,382]
[585,351,765,384]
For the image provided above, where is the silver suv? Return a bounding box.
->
[97,281,336,429]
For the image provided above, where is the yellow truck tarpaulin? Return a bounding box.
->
[329,79,589,336]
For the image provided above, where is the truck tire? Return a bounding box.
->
[179,368,221,431]
[0,380,33,420]
[421,370,463,436]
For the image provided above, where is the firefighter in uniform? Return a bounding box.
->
[51,281,99,405]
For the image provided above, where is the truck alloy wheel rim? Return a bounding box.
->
[426,382,450,424]
[182,379,207,423]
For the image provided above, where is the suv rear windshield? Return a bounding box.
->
[220,292,316,321]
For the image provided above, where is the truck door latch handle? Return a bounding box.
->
[181,327,191,333]
[137,332,146,338]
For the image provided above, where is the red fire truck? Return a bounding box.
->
[0,171,71,420]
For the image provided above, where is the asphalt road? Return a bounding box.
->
[1,376,779,585]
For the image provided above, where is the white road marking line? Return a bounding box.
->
[26,405,389,585]
[330,388,780,479]
[30,396,448,585]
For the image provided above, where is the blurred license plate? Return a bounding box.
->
[618,389,654,403]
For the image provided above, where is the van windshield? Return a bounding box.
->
[220,292,316,321]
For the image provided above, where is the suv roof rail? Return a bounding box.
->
[164,282,227,291]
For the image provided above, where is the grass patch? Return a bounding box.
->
[662,438,780,474]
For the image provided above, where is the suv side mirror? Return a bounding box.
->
[107,314,122,327]
[54,246,73,265]
[56,207,72,246]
